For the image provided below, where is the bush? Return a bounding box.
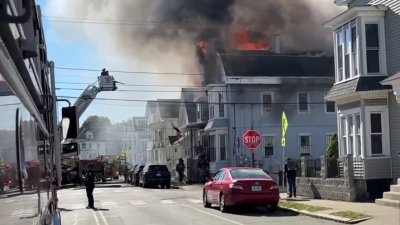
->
[326,133,338,159]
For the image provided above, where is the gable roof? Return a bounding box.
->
[219,51,334,77]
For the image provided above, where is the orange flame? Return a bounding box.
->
[233,29,269,51]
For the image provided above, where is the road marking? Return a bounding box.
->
[100,201,117,207]
[91,210,101,225]
[98,210,110,225]
[186,199,203,204]
[181,204,245,225]
[129,200,147,206]
[160,200,176,204]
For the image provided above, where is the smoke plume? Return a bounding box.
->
[47,0,344,85]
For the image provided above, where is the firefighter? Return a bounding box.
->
[176,158,185,183]
[83,163,96,209]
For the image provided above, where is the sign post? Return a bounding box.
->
[281,111,289,187]
[243,130,262,167]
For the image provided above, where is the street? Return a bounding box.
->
[58,185,340,225]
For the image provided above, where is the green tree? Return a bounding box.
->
[326,133,338,159]
[80,116,112,138]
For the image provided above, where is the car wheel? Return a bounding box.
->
[219,193,228,212]
[203,190,211,208]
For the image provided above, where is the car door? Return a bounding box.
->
[208,171,223,204]
[214,171,226,197]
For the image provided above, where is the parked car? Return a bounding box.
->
[203,167,279,212]
[139,164,171,189]
[132,165,145,186]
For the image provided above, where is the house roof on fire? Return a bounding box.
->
[219,51,335,77]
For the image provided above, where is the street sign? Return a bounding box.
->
[243,130,262,151]
[282,111,289,147]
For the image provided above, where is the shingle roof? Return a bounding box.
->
[381,72,400,84]
[369,0,400,14]
[219,51,334,77]
[326,76,392,99]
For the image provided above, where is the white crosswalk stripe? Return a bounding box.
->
[186,199,203,204]
[128,200,147,206]
[100,201,118,207]
[160,200,176,204]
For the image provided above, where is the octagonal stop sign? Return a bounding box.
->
[243,130,262,152]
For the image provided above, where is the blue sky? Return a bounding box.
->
[36,0,186,124]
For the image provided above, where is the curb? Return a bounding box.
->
[279,206,372,224]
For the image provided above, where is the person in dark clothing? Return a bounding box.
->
[84,163,96,209]
[285,158,297,198]
[176,158,185,183]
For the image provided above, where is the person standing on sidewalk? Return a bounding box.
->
[176,158,185,183]
[285,158,297,198]
[84,163,96,209]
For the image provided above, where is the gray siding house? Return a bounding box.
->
[204,50,338,181]
[325,0,400,200]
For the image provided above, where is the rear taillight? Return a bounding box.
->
[229,183,243,190]
[270,184,279,191]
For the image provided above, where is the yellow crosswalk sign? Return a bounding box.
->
[282,111,288,137]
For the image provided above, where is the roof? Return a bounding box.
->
[326,76,392,99]
[204,118,230,131]
[381,72,400,84]
[181,88,205,123]
[157,99,180,119]
[219,51,334,77]
[370,0,400,14]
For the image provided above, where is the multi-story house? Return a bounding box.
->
[145,99,180,164]
[129,117,148,165]
[325,0,400,204]
[173,88,208,181]
[204,50,337,180]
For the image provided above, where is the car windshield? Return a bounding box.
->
[230,169,270,179]
[149,165,168,172]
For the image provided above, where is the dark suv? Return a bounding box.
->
[132,165,145,186]
[140,164,171,189]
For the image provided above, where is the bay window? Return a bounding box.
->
[365,23,380,74]
[219,134,227,161]
[335,20,358,82]
[365,106,389,156]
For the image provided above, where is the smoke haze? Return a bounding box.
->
[47,0,344,85]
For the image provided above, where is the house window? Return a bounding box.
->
[347,115,354,155]
[298,92,309,113]
[325,92,336,113]
[196,104,201,120]
[299,135,310,155]
[262,93,273,113]
[82,143,86,149]
[370,113,383,155]
[335,20,358,82]
[89,143,92,149]
[355,114,361,157]
[326,134,334,149]
[263,135,274,157]
[219,134,227,161]
[218,93,224,117]
[340,116,347,155]
[365,24,380,74]
[209,135,216,162]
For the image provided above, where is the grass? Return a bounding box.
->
[279,201,332,212]
[330,211,369,220]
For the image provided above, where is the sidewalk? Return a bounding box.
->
[279,193,399,224]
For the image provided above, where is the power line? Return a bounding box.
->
[55,81,204,88]
[55,67,203,76]
[57,95,330,105]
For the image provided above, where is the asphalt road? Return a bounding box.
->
[56,184,341,225]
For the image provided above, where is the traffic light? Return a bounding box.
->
[62,106,79,139]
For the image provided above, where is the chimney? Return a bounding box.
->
[272,34,281,54]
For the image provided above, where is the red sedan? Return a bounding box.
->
[203,167,280,212]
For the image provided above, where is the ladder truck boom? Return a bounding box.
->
[74,69,118,118]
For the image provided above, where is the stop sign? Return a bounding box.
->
[243,130,262,152]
